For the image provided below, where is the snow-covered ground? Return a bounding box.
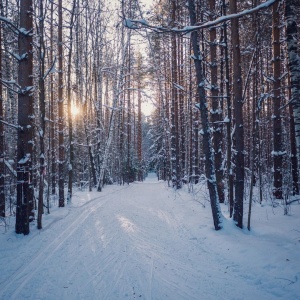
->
[0,174,299,300]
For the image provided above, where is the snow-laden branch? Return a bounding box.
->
[0,119,23,131]
[0,16,33,36]
[124,0,279,33]
[0,79,21,95]
[43,56,57,80]
[7,49,28,62]
[4,160,17,178]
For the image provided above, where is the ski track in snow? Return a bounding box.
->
[0,174,299,300]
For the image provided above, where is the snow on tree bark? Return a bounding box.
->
[209,0,225,203]
[97,28,130,192]
[285,0,300,193]
[272,1,283,199]
[230,0,244,228]
[188,0,222,231]
[16,0,34,235]
[37,0,46,230]
[0,18,5,218]
[58,0,65,207]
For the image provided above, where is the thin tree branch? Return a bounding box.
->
[123,0,279,33]
[0,119,23,131]
[0,16,33,36]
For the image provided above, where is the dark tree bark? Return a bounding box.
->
[16,0,34,235]
[289,95,299,195]
[37,0,46,230]
[209,0,224,203]
[163,42,171,184]
[67,0,77,203]
[171,0,181,189]
[50,1,56,196]
[0,13,5,218]
[137,55,143,181]
[126,40,132,184]
[220,0,233,216]
[285,0,300,194]
[272,1,283,199]
[188,0,222,231]
[230,0,244,228]
[58,0,65,207]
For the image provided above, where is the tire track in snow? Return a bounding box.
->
[0,186,128,299]
[0,179,287,299]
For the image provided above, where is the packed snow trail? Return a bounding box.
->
[0,174,299,299]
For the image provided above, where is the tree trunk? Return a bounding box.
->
[171,0,181,189]
[272,1,283,199]
[137,55,143,181]
[58,0,65,207]
[97,29,129,191]
[285,0,300,194]
[188,0,222,231]
[16,0,34,235]
[50,1,56,196]
[220,0,233,216]
[37,0,46,230]
[230,0,244,228]
[289,94,299,195]
[0,13,5,218]
[67,0,77,203]
[126,40,132,184]
[209,0,224,203]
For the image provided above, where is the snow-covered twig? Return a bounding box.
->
[0,16,33,36]
[0,119,23,131]
[43,56,57,80]
[123,0,279,34]
[0,79,21,94]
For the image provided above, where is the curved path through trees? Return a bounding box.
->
[0,174,299,299]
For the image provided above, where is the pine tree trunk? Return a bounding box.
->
[97,30,129,191]
[220,0,233,215]
[37,0,46,230]
[0,15,5,218]
[230,0,244,228]
[67,0,76,203]
[16,0,34,235]
[137,57,143,181]
[209,0,224,203]
[126,41,132,184]
[50,0,56,197]
[289,97,299,195]
[285,0,300,194]
[178,33,185,181]
[163,45,171,184]
[171,0,181,189]
[188,0,222,231]
[272,1,283,199]
[58,0,65,207]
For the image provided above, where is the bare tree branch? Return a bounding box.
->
[123,0,279,34]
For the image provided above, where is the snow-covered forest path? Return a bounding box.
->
[0,174,299,300]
